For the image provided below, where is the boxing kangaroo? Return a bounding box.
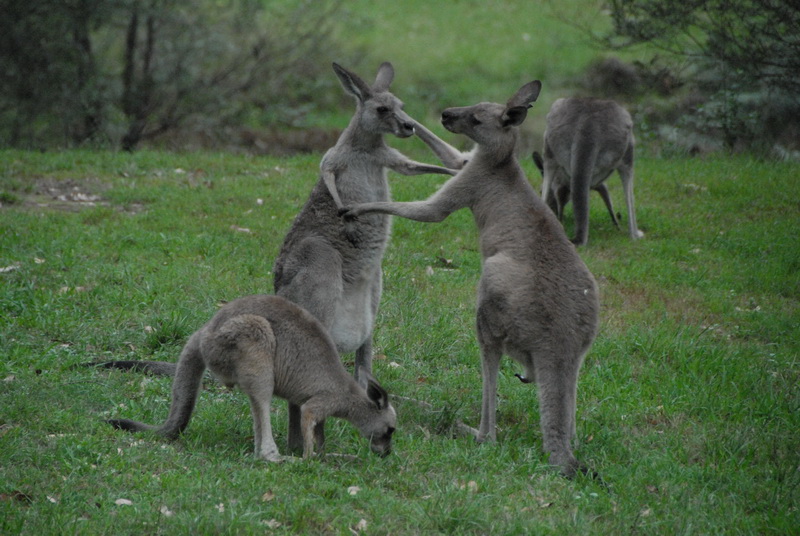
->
[273,61,455,450]
[106,295,396,461]
[534,97,643,246]
[342,81,600,477]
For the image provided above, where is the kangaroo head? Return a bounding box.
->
[332,61,416,139]
[356,367,396,457]
[440,80,542,147]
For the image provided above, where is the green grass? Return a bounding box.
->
[1,148,798,534]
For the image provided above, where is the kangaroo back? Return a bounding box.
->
[540,97,642,245]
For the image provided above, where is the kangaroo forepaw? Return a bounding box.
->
[338,207,358,220]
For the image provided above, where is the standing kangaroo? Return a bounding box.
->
[272,61,454,451]
[534,97,643,246]
[106,295,396,461]
[90,62,454,452]
[342,81,600,477]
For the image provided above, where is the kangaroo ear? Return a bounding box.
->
[502,80,541,127]
[506,80,542,109]
[358,368,390,410]
[333,62,372,103]
[502,106,530,127]
[373,62,395,92]
[367,379,390,410]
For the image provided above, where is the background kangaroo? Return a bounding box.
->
[535,97,643,246]
[106,295,396,461]
[532,151,620,230]
[91,62,454,452]
[342,81,600,477]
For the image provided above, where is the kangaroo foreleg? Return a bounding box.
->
[342,175,466,223]
[384,147,457,176]
[300,405,322,458]
[412,120,471,169]
[322,169,345,210]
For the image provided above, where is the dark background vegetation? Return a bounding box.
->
[1,0,798,157]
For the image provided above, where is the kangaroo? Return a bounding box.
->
[106,294,396,461]
[535,97,643,246]
[532,151,620,229]
[273,61,455,451]
[91,62,454,452]
[341,81,600,477]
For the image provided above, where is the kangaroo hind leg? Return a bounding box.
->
[618,154,643,240]
[275,237,343,453]
[215,315,284,462]
[533,351,583,477]
[475,298,505,444]
[593,183,620,229]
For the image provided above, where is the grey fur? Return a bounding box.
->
[106,295,396,461]
[537,97,643,246]
[532,151,620,229]
[273,61,454,451]
[342,81,600,477]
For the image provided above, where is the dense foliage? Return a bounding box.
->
[0,0,343,150]
[597,0,800,154]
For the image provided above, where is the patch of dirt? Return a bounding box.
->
[27,178,108,211]
[4,178,143,214]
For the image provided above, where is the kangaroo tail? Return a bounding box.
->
[155,332,206,439]
[107,418,160,433]
[569,131,600,245]
[107,332,206,440]
[89,360,178,377]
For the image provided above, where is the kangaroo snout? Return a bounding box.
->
[441,109,457,125]
[441,108,465,134]
[400,120,415,137]
[370,439,392,457]
[393,118,415,138]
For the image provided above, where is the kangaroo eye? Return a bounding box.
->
[469,115,481,126]
[377,106,390,114]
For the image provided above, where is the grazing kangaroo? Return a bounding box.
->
[91,62,453,452]
[535,97,643,246]
[106,295,396,461]
[342,81,600,477]
[532,151,620,229]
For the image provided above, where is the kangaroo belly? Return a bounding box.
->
[329,276,376,354]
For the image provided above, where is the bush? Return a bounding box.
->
[594,0,800,156]
[0,0,344,151]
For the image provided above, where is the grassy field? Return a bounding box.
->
[1,147,798,534]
